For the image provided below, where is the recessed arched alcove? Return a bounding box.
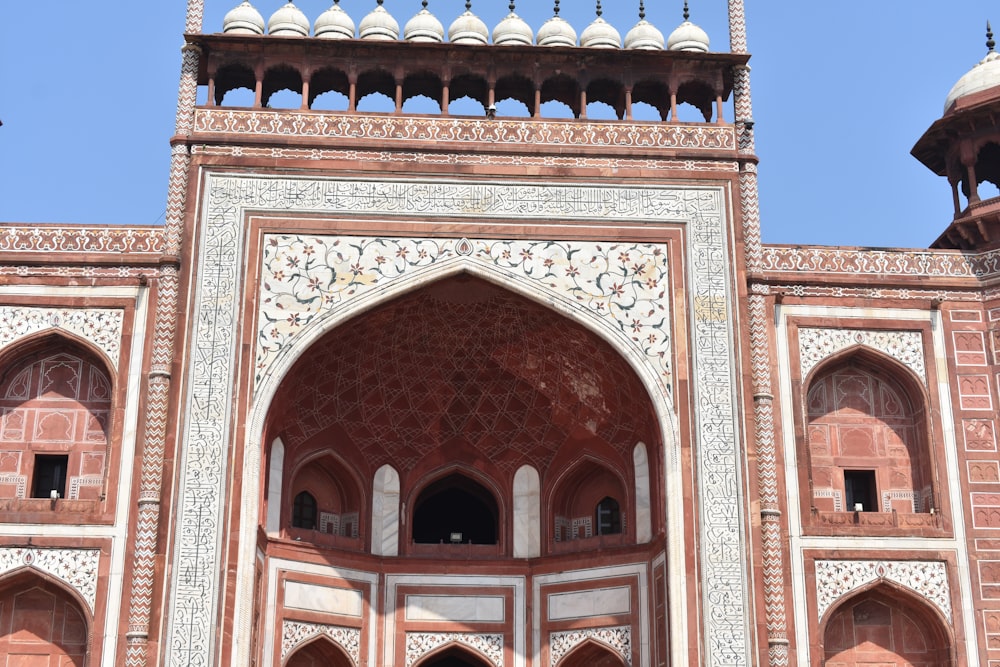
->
[804,349,933,520]
[261,274,662,557]
[412,472,499,545]
[821,585,952,667]
[558,639,628,667]
[285,636,354,667]
[414,645,493,667]
[0,571,91,665]
[549,457,629,552]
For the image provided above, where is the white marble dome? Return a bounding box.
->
[580,6,621,50]
[449,3,489,45]
[268,2,310,36]
[315,1,355,40]
[667,21,709,52]
[405,2,445,43]
[359,1,399,41]
[493,4,533,46]
[223,0,265,35]
[945,50,1000,113]
[624,18,664,50]
[537,3,576,48]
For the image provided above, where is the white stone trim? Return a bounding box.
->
[815,559,951,623]
[405,632,503,667]
[798,327,925,384]
[550,625,631,666]
[0,307,124,369]
[175,174,746,667]
[282,620,361,664]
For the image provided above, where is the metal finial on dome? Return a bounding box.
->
[422,0,428,8]
[509,1,515,12]
[554,0,560,17]
[596,1,603,18]
[989,21,996,52]
[683,1,690,21]
[466,1,472,11]
[639,0,646,21]
[377,0,383,5]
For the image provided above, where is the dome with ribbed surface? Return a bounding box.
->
[537,1,576,47]
[449,2,489,45]
[359,1,399,41]
[315,0,355,40]
[945,26,1000,113]
[666,3,709,52]
[624,2,663,50]
[223,0,265,35]
[268,2,310,36]
[405,2,445,43]
[580,2,620,49]
[493,2,533,46]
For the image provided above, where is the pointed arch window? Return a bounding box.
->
[292,491,317,530]
[596,497,622,535]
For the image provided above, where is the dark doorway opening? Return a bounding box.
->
[412,474,498,544]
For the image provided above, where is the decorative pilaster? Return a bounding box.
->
[124,1,202,666]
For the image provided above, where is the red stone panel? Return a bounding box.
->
[954,331,989,366]
[959,375,994,411]
[823,594,949,667]
[964,420,998,452]
[0,581,88,667]
[973,494,1000,530]
[981,561,1000,599]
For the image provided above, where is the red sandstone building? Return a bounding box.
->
[0,1,998,666]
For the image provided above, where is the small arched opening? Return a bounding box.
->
[973,141,1000,200]
[495,74,535,117]
[285,635,354,667]
[549,457,628,550]
[674,80,715,122]
[356,69,396,113]
[0,571,90,665]
[632,80,670,122]
[402,71,443,114]
[284,451,364,547]
[414,644,494,667]
[821,585,951,667]
[557,638,628,667]
[449,74,488,116]
[0,334,113,504]
[309,67,350,110]
[586,79,625,120]
[262,65,303,109]
[540,74,580,118]
[412,472,499,546]
[214,62,256,106]
[804,348,935,522]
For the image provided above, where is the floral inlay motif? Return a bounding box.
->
[798,328,925,384]
[258,236,671,392]
[814,560,951,622]
[549,625,632,666]
[406,632,503,667]
[0,308,124,368]
[0,548,100,612]
[763,245,1000,280]
[0,226,164,254]
[281,621,360,664]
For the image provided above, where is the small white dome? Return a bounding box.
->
[359,1,399,41]
[493,4,533,46]
[580,4,620,49]
[449,3,489,45]
[405,2,445,43]
[946,50,1000,113]
[223,1,265,35]
[537,2,576,48]
[667,21,709,52]
[268,2,310,37]
[315,1,355,40]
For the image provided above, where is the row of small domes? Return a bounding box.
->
[223,0,710,52]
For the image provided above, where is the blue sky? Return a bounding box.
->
[0,1,996,248]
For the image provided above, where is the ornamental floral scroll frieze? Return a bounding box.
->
[257,237,671,392]
[0,307,124,368]
[281,621,360,664]
[0,226,164,254]
[406,632,504,667]
[0,548,100,612]
[194,109,736,152]
[549,626,632,666]
[762,245,1000,280]
[798,328,925,384]
[814,560,951,623]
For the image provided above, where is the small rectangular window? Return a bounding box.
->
[32,455,68,499]
[844,470,878,512]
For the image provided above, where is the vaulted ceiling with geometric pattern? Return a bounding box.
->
[267,276,659,476]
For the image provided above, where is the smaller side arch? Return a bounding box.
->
[818,582,953,667]
[556,637,628,667]
[284,634,355,667]
[0,568,93,666]
[411,640,496,667]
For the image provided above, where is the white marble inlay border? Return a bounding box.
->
[814,559,951,622]
[0,548,100,612]
[550,625,631,666]
[798,328,925,383]
[0,307,124,368]
[406,632,504,667]
[281,620,361,664]
[172,174,747,667]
